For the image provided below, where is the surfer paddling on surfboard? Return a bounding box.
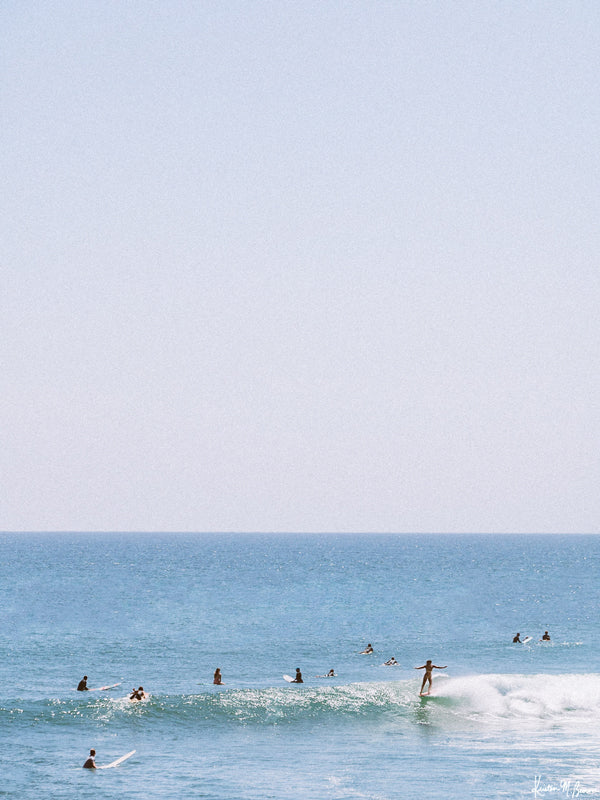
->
[415,660,447,696]
[360,643,374,654]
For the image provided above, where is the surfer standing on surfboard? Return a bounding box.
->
[415,660,447,696]
[83,749,96,768]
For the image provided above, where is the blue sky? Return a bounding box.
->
[2,1,599,532]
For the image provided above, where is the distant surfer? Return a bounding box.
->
[384,657,398,666]
[292,668,303,683]
[129,686,145,701]
[213,668,223,685]
[316,669,336,677]
[77,676,89,691]
[360,643,374,654]
[83,749,96,769]
[541,631,551,641]
[415,660,447,696]
[512,633,521,643]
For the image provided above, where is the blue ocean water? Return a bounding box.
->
[1,533,600,799]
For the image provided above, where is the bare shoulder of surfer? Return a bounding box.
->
[83,749,96,769]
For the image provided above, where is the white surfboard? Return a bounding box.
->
[522,636,532,644]
[97,750,136,769]
[283,674,297,683]
[90,682,121,691]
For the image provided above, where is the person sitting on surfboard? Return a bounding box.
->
[360,643,374,654]
[83,749,96,769]
[512,633,521,643]
[292,668,303,683]
[129,686,145,700]
[541,631,551,641]
[77,676,89,691]
[415,660,447,695]
[213,668,223,685]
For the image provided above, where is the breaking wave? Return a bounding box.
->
[4,674,600,732]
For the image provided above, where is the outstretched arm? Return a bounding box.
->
[432,665,447,670]
[414,665,426,670]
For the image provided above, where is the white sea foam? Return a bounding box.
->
[431,673,600,728]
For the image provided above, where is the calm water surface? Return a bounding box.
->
[1,533,599,799]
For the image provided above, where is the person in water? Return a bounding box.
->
[129,686,145,700]
[384,657,398,665]
[83,749,96,769]
[326,669,335,677]
[541,631,551,641]
[293,668,303,683]
[360,643,374,654]
[512,633,521,643]
[77,676,89,691]
[415,660,447,695]
[213,668,223,685]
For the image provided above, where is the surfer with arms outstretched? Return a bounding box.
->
[415,660,447,695]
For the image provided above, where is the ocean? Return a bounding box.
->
[1,533,599,799]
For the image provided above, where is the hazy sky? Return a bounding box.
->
[2,1,599,533]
